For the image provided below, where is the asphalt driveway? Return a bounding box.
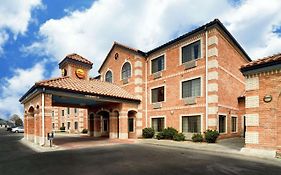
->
[0,128,281,175]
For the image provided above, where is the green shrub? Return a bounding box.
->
[157,127,178,140]
[60,126,65,132]
[204,129,219,143]
[192,133,203,142]
[81,128,88,134]
[156,132,164,140]
[173,133,185,141]
[142,127,155,138]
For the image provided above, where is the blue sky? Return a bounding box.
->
[0,0,281,120]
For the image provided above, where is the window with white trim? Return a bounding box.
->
[151,86,165,103]
[219,115,226,133]
[121,62,131,80]
[181,40,201,63]
[182,78,201,98]
[182,116,201,133]
[105,70,113,83]
[151,55,164,73]
[152,118,164,132]
[231,117,237,132]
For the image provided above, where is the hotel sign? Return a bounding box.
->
[76,69,85,79]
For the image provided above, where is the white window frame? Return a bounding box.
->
[179,38,203,65]
[231,115,238,133]
[150,53,166,75]
[179,76,203,99]
[150,84,166,104]
[104,69,114,83]
[150,116,166,132]
[218,113,227,134]
[179,114,203,133]
[120,60,133,81]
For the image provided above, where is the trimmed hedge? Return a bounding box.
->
[142,127,155,138]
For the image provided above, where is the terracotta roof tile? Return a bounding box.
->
[241,52,281,69]
[35,76,139,101]
[65,53,93,65]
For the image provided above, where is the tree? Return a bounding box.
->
[10,114,23,126]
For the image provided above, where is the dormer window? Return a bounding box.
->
[105,70,113,83]
[181,40,201,64]
[121,62,131,80]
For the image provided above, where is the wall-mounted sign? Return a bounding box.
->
[61,69,67,76]
[263,95,272,103]
[75,69,85,79]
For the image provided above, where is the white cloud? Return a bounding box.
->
[22,0,232,74]
[0,0,42,52]
[0,62,46,119]
[222,0,281,59]
[23,0,281,66]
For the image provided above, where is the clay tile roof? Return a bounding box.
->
[35,76,139,101]
[241,52,281,69]
[65,53,93,65]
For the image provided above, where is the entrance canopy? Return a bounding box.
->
[19,76,140,105]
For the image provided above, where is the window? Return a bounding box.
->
[151,55,165,73]
[152,118,164,132]
[231,117,237,132]
[74,108,78,114]
[181,40,201,63]
[67,107,70,115]
[182,78,201,98]
[121,62,131,80]
[52,123,55,129]
[103,119,108,132]
[182,116,201,133]
[151,86,165,103]
[62,123,64,127]
[219,115,226,133]
[74,122,78,130]
[61,110,64,116]
[105,70,113,83]
[52,111,54,118]
[67,122,71,130]
[128,118,134,132]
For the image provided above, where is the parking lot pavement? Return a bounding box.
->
[1,128,281,175]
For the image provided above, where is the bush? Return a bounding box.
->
[142,127,155,138]
[192,133,203,142]
[156,127,178,140]
[81,128,88,134]
[204,129,219,143]
[173,133,185,141]
[162,127,178,139]
[60,126,65,132]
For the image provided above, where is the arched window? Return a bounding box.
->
[121,62,131,80]
[105,70,113,83]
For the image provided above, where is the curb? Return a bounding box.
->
[19,138,65,152]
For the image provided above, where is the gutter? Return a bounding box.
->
[145,59,148,127]
[41,88,45,146]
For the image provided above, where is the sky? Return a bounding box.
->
[0,0,281,120]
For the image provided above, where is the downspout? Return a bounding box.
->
[145,59,148,127]
[205,28,209,131]
[41,88,45,146]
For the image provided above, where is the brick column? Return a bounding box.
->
[119,110,128,139]
[207,34,219,131]
[94,115,101,137]
[109,112,118,139]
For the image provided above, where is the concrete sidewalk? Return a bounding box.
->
[137,137,278,160]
